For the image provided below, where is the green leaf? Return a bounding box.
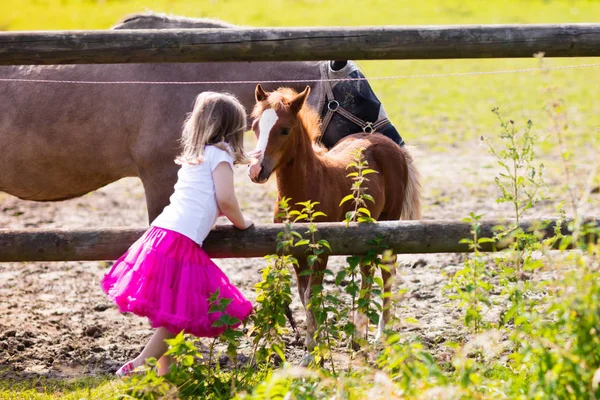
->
[313,211,327,218]
[272,343,286,362]
[212,319,225,328]
[362,169,379,175]
[357,216,375,223]
[345,211,357,222]
[181,355,194,367]
[207,288,221,303]
[307,255,320,267]
[358,207,371,217]
[335,270,347,285]
[346,255,361,268]
[339,194,354,207]
[361,194,375,203]
[294,239,310,247]
[318,239,332,251]
[346,172,359,178]
[294,214,308,222]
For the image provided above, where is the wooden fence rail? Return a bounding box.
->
[1,24,600,65]
[0,217,597,262]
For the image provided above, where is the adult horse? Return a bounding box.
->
[0,12,404,224]
[248,85,421,351]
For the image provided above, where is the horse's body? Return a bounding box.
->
[0,12,401,224]
[249,85,421,350]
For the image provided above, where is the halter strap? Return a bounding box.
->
[318,63,392,142]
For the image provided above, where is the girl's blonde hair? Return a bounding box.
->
[175,92,248,165]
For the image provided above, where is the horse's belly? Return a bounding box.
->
[0,150,135,201]
[0,128,137,201]
[0,67,143,200]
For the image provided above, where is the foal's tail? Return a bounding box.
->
[400,147,422,220]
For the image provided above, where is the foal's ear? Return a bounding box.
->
[289,85,311,114]
[255,84,268,102]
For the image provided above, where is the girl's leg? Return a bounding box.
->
[129,327,176,369]
[157,355,173,376]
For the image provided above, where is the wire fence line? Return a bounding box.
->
[1,62,599,86]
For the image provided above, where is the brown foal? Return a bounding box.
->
[249,84,421,352]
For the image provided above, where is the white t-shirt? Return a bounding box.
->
[152,145,234,246]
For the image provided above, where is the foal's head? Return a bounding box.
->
[248,85,321,184]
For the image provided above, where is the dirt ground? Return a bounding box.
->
[1,144,598,379]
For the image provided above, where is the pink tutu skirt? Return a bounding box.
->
[101,226,252,337]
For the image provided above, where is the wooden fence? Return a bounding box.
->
[1,24,600,65]
[0,218,597,262]
[0,24,599,262]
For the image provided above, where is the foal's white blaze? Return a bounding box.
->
[255,108,279,158]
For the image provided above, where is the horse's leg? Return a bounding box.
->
[139,164,179,223]
[377,251,397,342]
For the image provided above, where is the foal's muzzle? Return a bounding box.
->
[248,162,269,184]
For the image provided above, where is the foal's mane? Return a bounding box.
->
[251,88,323,145]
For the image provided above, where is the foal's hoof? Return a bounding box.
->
[351,333,369,351]
[299,352,314,367]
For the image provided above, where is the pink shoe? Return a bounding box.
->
[115,361,135,378]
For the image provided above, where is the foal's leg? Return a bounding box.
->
[351,253,398,346]
[295,255,328,356]
[351,262,375,350]
[377,251,397,341]
[293,256,316,351]
[376,210,400,342]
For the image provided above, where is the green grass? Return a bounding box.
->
[3,0,600,30]
[0,374,117,400]
[1,0,599,153]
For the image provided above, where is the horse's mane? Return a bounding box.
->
[112,11,235,29]
[252,88,323,146]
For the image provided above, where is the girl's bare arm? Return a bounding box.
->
[213,162,253,230]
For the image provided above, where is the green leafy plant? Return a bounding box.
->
[446,213,495,333]
[340,147,378,225]
[118,108,599,400]
[249,197,296,366]
[119,291,257,399]
[291,200,339,372]
[339,148,387,346]
[481,111,547,337]
[486,109,546,274]
[505,225,600,399]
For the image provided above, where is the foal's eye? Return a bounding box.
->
[281,128,290,136]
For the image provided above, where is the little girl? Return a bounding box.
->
[101,92,256,377]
